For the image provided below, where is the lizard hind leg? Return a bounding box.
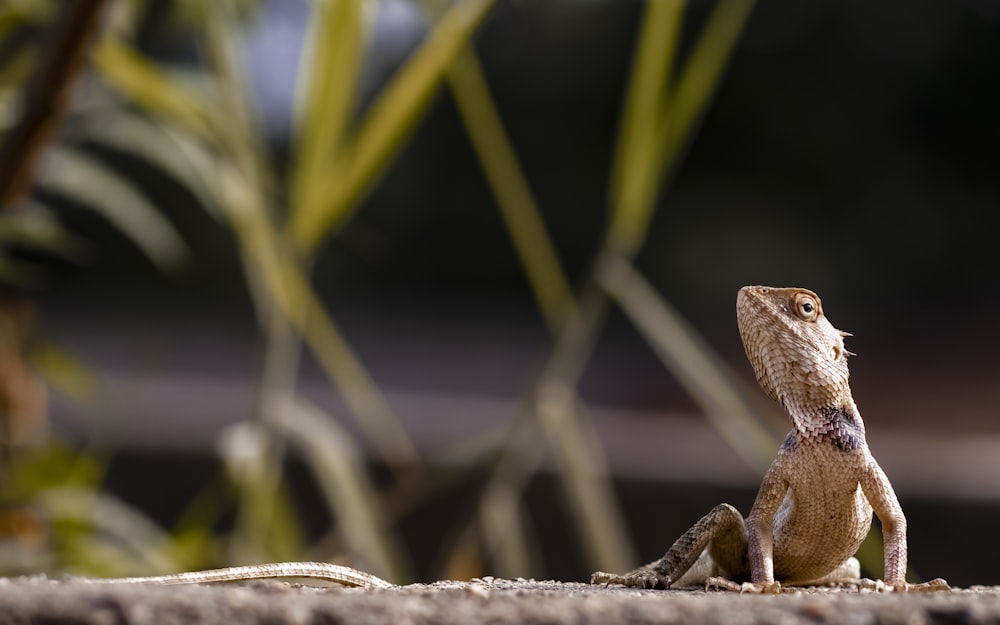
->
[591,503,749,589]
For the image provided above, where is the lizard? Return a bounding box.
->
[591,285,949,593]
[71,561,395,589]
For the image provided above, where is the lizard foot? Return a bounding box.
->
[859,578,952,593]
[706,577,781,594]
[906,578,951,592]
[591,569,671,589]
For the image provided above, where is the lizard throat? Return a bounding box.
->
[787,405,866,452]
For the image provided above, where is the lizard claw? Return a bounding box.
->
[706,577,781,594]
[591,569,671,589]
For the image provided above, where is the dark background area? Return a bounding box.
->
[47,0,1000,347]
[26,0,1000,587]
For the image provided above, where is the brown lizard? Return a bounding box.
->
[592,285,949,593]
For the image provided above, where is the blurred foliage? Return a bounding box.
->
[0,0,820,585]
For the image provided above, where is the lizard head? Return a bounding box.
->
[736,286,853,418]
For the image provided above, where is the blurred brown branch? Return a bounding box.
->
[0,0,109,208]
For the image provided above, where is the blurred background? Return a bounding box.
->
[0,0,998,588]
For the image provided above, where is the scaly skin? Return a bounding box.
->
[76,562,395,589]
[592,286,949,593]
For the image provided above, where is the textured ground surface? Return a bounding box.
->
[0,577,996,625]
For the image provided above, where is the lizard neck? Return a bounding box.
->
[785,401,867,452]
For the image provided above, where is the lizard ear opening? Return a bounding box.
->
[833,343,855,360]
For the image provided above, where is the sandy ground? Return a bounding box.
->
[0,576,996,625]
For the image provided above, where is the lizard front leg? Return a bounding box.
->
[742,462,788,594]
[859,457,950,592]
[591,503,747,589]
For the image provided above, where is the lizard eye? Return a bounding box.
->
[793,293,819,321]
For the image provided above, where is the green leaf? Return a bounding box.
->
[608,0,755,255]
[38,146,189,272]
[38,486,179,575]
[30,340,100,404]
[77,110,225,220]
[0,202,91,260]
[194,0,420,471]
[230,198,420,466]
[289,0,496,253]
[596,256,780,473]
[656,0,756,183]
[290,0,366,230]
[447,48,574,331]
[606,0,684,254]
[93,37,218,143]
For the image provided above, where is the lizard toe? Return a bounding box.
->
[706,577,781,594]
[624,570,670,589]
[591,569,670,589]
[892,578,951,593]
